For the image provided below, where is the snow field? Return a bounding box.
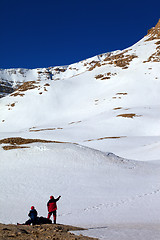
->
[0,142,159,228]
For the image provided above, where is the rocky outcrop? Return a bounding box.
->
[143,20,160,62]
[146,19,160,41]
[0,79,15,98]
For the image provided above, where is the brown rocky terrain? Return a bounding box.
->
[146,19,160,41]
[143,19,160,63]
[0,223,97,240]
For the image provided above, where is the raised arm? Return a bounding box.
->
[55,196,61,202]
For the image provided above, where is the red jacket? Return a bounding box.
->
[47,196,60,212]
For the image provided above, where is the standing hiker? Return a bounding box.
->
[47,195,61,224]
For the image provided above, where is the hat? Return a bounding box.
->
[50,196,54,199]
[31,206,34,210]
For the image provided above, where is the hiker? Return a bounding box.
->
[47,195,61,224]
[17,206,53,225]
[25,206,38,225]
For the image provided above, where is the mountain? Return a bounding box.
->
[0,20,160,152]
[0,20,160,239]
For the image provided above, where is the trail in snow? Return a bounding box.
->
[0,142,159,226]
[59,187,160,217]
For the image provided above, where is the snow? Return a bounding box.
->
[73,224,160,240]
[0,142,159,225]
[0,30,160,239]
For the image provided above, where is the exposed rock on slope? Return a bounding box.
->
[147,19,160,41]
[0,137,72,150]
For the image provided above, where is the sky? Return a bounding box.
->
[0,0,160,69]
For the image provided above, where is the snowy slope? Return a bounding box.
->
[0,141,160,226]
[0,20,160,239]
[0,21,160,140]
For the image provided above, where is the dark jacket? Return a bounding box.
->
[28,209,38,220]
[47,197,60,212]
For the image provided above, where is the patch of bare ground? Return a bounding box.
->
[98,77,107,81]
[84,136,126,142]
[95,74,104,79]
[44,83,50,87]
[29,127,63,132]
[116,92,128,95]
[10,81,39,97]
[15,81,38,92]
[143,45,160,63]
[2,146,30,150]
[112,93,128,100]
[0,223,97,240]
[101,76,111,80]
[0,137,71,150]
[113,107,122,110]
[54,67,66,72]
[10,81,50,97]
[113,107,130,111]
[0,137,53,145]
[95,72,117,80]
[88,62,101,71]
[7,102,16,110]
[10,92,25,97]
[69,67,78,71]
[30,128,56,132]
[10,103,15,107]
[116,113,142,118]
[68,121,82,125]
[103,50,138,69]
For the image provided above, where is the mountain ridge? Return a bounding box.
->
[0,20,160,98]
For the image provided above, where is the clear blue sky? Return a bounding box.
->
[0,0,160,69]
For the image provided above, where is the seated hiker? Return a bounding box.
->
[47,195,61,224]
[17,206,52,225]
[25,206,38,225]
